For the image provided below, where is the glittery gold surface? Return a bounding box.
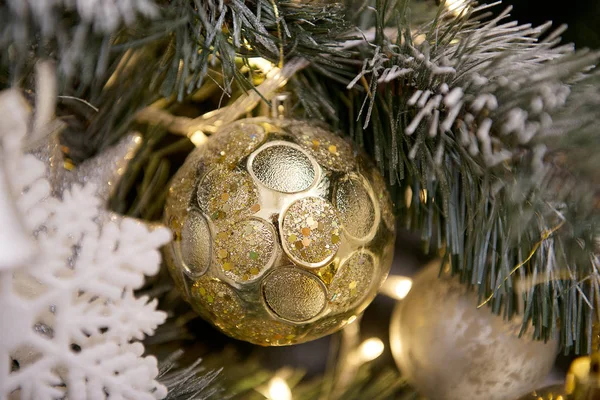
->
[250,143,316,193]
[329,251,375,310]
[215,218,275,282]
[263,267,327,322]
[204,122,267,166]
[190,276,246,329]
[288,123,354,172]
[164,117,396,346]
[241,319,298,346]
[281,197,341,267]
[196,167,258,224]
[335,176,377,240]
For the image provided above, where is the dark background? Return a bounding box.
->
[504,0,599,49]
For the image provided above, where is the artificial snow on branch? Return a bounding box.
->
[343,0,600,352]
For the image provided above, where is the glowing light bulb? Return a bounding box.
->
[249,57,276,75]
[444,0,469,16]
[405,186,413,208]
[380,276,413,300]
[190,130,208,147]
[358,338,385,363]
[267,377,292,400]
[394,279,412,299]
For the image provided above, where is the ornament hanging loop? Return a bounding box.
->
[261,92,292,119]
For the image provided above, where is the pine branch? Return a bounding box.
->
[309,0,600,353]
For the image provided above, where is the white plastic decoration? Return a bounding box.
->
[0,88,171,399]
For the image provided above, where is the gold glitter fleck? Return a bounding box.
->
[302,238,311,247]
[301,227,311,236]
[288,234,297,243]
[331,235,340,244]
[223,262,233,271]
[250,203,261,213]
[295,241,304,250]
[250,267,260,275]
[217,231,229,240]
[221,193,230,201]
[218,249,229,259]
[328,145,337,154]
[315,263,338,285]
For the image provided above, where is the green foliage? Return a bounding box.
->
[312,1,600,353]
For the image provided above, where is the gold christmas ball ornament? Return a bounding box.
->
[390,261,559,400]
[164,118,396,345]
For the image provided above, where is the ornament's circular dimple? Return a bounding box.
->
[281,197,341,267]
[335,176,377,240]
[190,277,245,328]
[205,123,267,166]
[180,210,212,277]
[250,143,316,193]
[263,268,326,322]
[330,251,375,310]
[214,218,276,282]
[367,164,396,233]
[289,123,355,172]
[197,168,258,224]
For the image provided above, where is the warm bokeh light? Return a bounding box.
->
[190,130,208,147]
[380,276,413,300]
[267,377,292,400]
[444,0,469,16]
[358,338,385,363]
[249,57,278,77]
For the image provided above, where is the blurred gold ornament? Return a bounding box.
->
[163,118,396,345]
[516,352,600,399]
[390,260,559,400]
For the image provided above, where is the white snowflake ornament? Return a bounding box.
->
[0,89,172,399]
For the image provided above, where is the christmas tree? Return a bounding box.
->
[1,0,599,399]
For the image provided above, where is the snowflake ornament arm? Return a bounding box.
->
[0,88,172,400]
